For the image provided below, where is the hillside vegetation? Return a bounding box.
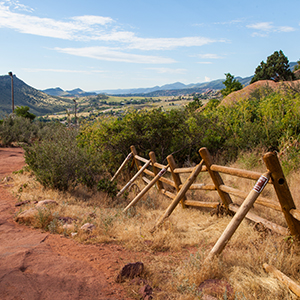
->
[0,75,73,118]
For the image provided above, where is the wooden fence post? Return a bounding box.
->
[167,154,186,208]
[199,147,232,209]
[130,145,141,171]
[205,172,270,261]
[151,160,204,233]
[123,165,169,213]
[263,263,300,297]
[111,152,133,182]
[149,151,163,192]
[263,151,300,237]
[117,159,151,197]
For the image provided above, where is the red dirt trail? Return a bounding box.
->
[0,148,138,300]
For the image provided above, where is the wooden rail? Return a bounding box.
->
[113,145,300,259]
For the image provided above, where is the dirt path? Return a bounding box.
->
[0,148,138,300]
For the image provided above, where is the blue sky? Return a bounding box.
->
[0,0,299,91]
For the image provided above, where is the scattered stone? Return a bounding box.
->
[15,208,37,223]
[36,199,58,207]
[71,232,78,238]
[139,284,153,299]
[15,200,31,207]
[63,224,75,231]
[80,223,95,232]
[197,279,234,299]
[2,176,13,183]
[116,262,144,283]
[59,216,75,224]
[129,277,147,286]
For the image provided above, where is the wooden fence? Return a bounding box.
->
[111,145,300,258]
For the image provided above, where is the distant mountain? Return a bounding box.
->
[42,87,96,97]
[98,76,254,97]
[0,75,73,118]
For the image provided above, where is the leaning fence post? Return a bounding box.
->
[151,160,204,233]
[205,172,271,262]
[199,147,232,209]
[123,164,169,213]
[117,159,151,197]
[263,151,300,237]
[130,145,141,171]
[111,152,133,182]
[167,154,186,208]
[149,151,163,192]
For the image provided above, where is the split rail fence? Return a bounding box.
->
[112,145,300,257]
[111,145,300,295]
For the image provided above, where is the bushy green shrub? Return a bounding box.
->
[24,127,103,191]
[77,84,300,173]
[0,115,40,146]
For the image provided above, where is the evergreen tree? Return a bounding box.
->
[251,50,295,83]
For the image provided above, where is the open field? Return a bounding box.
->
[45,94,204,120]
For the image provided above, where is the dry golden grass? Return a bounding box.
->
[9,157,300,300]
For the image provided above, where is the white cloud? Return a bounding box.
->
[0,1,222,51]
[54,46,176,64]
[0,2,113,40]
[146,67,187,74]
[1,0,34,12]
[204,76,211,82]
[71,15,113,26]
[247,22,296,36]
[197,53,222,59]
[277,26,295,33]
[197,62,212,64]
[247,22,273,31]
[127,37,218,51]
[22,68,105,74]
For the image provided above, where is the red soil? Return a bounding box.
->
[0,148,142,300]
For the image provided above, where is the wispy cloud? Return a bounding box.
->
[22,68,105,74]
[54,46,176,64]
[196,53,222,59]
[197,62,212,64]
[0,1,222,51]
[146,67,187,74]
[247,22,296,37]
[2,0,34,12]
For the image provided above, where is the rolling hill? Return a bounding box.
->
[0,75,73,118]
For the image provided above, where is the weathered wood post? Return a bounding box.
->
[123,164,169,212]
[117,159,151,197]
[149,151,164,192]
[167,154,186,208]
[111,152,133,182]
[263,151,300,237]
[150,160,204,233]
[205,172,270,262]
[199,147,232,209]
[130,145,141,171]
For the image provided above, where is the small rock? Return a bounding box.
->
[59,216,75,224]
[2,176,13,183]
[71,232,78,237]
[36,199,58,207]
[197,279,234,299]
[139,284,153,299]
[15,208,37,223]
[63,224,75,231]
[80,223,95,232]
[116,262,144,283]
[15,200,31,207]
